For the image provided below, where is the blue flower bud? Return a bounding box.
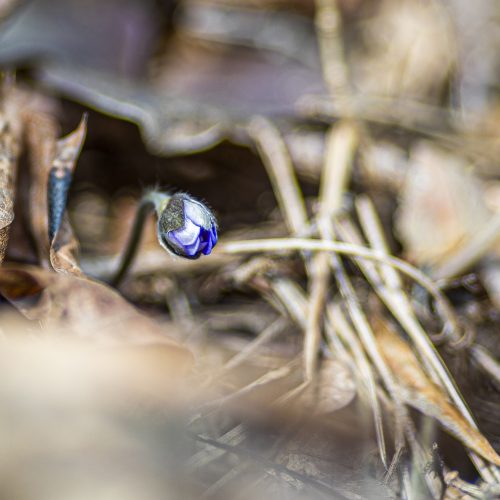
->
[157,193,218,259]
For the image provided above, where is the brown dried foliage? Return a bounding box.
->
[0,1,499,498]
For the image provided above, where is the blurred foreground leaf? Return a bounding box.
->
[0,265,193,372]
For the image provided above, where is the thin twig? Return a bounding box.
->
[202,317,289,387]
[198,360,298,414]
[187,424,246,469]
[190,433,358,499]
[354,198,438,379]
[322,221,406,467]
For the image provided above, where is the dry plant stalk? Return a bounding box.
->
[247,116,320,384]
[314,0,350,97]
[248,116,308,236]
[327,303,389,468]
[304,121,358,380]
[348,198,499,483]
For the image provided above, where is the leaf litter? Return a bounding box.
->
[0,1,499,499]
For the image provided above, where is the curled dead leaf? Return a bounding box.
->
[374,318,500,467]
[18,94,87,273]
[47,114,87,275]
[23,93,60,265]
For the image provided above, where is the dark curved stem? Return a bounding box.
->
[109,191,169,287]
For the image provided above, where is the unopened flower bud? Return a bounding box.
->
[157,193,218,259]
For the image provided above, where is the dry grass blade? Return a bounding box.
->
[248,116,324,381]
[375,318,500,467]
[271,276,319,385]
[314,0,350,97]
[354,198,439,379]
[325,224,406,468]
[355,196,403,291]
[304,259,330,379]
[337,214,499,483]
[305,122,358,379]
[187,424,246,469]
[471,346,500,386]
[317,123,357,217]
[220,237,459,321]
[201,317,289,388]
[271,277,310,328]
[199,360,298,414]
[247,116,308,236]
[327,303,388,468]
[336,219,463,379]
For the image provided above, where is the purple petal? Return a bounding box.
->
[202,236,214,255]
[184,199,210,227]
[210,226,218,244]
[184,238,201,256]
[172,219,201,246]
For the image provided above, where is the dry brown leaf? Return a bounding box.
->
[50,216,83,275]
[0,86,23,263]
[396,142,492,266]
[48,114,87,275]
[0,265,193,373]
[374,318,500,467]
[20,95,87,272]
[359,0,456,101]
[299,358,356,416]
[23,94,60,266]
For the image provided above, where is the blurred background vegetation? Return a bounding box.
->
[0,1,499,498]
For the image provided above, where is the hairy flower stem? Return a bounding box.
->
[110,191,170,287]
